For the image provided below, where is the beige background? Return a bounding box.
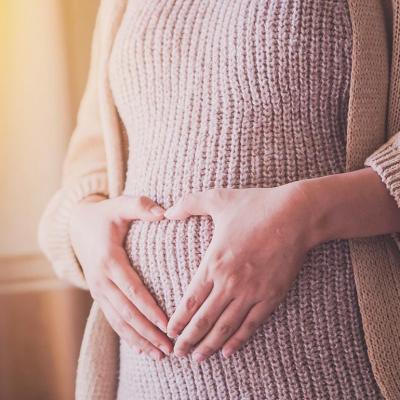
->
[0,1,100,399]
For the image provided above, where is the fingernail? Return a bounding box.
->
[222,348,234,358]
[159,345,171,355]
[155,320,167,333]
[174,349,186,358]
[167,329,178,339]
[150,205,164,216]
[193,352,206,363]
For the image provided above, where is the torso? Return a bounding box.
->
[109,1,383,398]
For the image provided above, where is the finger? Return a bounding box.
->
[114,195,165,221]
[164,190,218,220]
[97,296,165,361]
[173,287,234,357]
[192,299,254,363]
[97,297,142,355]
[104,279,172,356]
[166,254,214,339]
[222,301,269,358]
[108,248,169,333]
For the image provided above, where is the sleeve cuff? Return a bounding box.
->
[37,173,109,290]
[364,139,400,208]
[364,136,400,250]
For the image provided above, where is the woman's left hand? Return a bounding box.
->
[164,182,320,362]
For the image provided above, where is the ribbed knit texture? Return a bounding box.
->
[108,1,383,399]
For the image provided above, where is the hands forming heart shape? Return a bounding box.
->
[71,182,317,363]
[67,166,400,363]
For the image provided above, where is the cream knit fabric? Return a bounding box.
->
[108,1,383,399]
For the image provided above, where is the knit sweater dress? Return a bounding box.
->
[108,1,383,399]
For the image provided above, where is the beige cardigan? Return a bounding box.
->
[38,1,400,398]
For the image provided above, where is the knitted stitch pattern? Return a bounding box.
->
[109,1,383,398]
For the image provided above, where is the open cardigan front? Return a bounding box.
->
[37,0,400,398]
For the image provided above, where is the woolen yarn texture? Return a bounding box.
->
[109,1,381,398]
[37,1,400,398]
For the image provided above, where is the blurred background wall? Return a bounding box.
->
[0,1,99,399]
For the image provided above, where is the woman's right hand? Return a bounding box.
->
[69,194,173,361]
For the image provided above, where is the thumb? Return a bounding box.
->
[114,195,165,221]
[164,191,212,220]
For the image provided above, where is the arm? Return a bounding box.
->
[304,130,400,249]
[162,143,400,360]
[301,166,400,248]
[297,129,400,246]
[37,4,108,290]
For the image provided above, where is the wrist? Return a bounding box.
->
[298,172,368,247]
[286,167,400,250]
[293,176,339,248]
[69,193,107,237]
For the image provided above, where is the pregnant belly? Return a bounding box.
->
[123,216,214,317]
[119,215,379,400]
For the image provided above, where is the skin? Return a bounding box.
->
[164,167,400,362]
[70,167,400,362]
[69,194,174,361]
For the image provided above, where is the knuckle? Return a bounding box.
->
[219,324,232,336]
[171,321,185,335]
[135,195,149,209]
[209,253,226,273]
[209,250,235,276]
[224,273,241,291]
[126,283,141,300]
[121,306,135,324]
[194,316,209,330]
[185,296,197,311]
[246,319,260,332]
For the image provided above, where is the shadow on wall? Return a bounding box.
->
[0,1,99,399]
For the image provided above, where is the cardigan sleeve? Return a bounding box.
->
[37,4,109,290]
[364,131,400,248]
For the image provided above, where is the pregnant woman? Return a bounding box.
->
[38,1,400,399]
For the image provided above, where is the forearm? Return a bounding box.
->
[301,167,400,246]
